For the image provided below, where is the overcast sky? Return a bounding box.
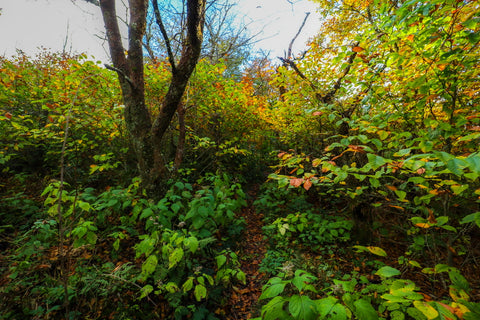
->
[0,0,321,62]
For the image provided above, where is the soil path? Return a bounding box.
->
[226,186,267,319]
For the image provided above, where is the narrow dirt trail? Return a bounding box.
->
[226,186,267,319]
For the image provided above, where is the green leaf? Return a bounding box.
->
[216,254,227,269]
[78,201,90,212]
[316,296,339,318]
[141,254,158,278]
[259,282,287,300]
[394,190,407,201]
[184,236,199,253]
[376,266,401,278]
[461,212,480,228]
[289,295,317,320]
[316,297,348,320]
[446,158,467,176]
[451,184,469,195]
[85,231,98,245]
[139,284,153,299]
[140,208,154,220]
[261,296,288,320]
[194,284,207,301]
[182,277,194,292]
[169,247,184,269]
[413,301,439,320]
[367,154,388,170]
[165,282,179,293]
[449,270,470,291]
[236,270,246,285]
[394,148,411,157]
[354,299,379,320]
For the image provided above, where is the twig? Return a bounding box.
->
[287,12,310,59]
[152,0,177,73]
[104,63,134,87]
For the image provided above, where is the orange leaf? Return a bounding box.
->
[312,111,323,116]
[347,145,365,153]
[427,209,437,224]
[417,168,426,174]
[5,112,12,119]
[415,223,431,228]
[469,126,480,131]
[386,185,397,191]
[277,152,286,158]
[303,179,312,191]
[406,34,415,41]
[353,46,365,52]
[290,178,303,188]
[388,205,405,211]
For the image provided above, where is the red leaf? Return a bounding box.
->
[290,178,303,188]
[5,112,12,119]
[303,179,312,191]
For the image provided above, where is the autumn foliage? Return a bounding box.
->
[1,0,480,319]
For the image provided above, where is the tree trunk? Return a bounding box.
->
[99,0,206,199]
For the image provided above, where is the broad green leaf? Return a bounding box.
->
[85,231,98,245]
[182,277,194,292]
[394,190,407,201]
[261,296,288,320]
[289,295,317,320]
[413,301,439,320]
[354,299,379,320]
[446,158,467,176]
[194,284,207,301]
[216,254,227,269]
[164,282,179,293]
[451,184,469,195]
[78,201,90,212]
[461,212,480,228]
[449,271,470,291]
[184,236,199,253]
[259,282,287,300]
[367,154,388,169]
[168,247,184,269]
[139,284,153,299]
[140,208,154,220]
[376,266,401,278]
[141,254,158,277]
[316,296,339,318]
[236,270,246,285]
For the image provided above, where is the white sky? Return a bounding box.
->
[0,0,321,62]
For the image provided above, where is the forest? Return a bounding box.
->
[1,0,480,319]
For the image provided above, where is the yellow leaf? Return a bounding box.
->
[413,301,439,320]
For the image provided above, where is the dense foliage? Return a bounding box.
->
[1,0,479,319]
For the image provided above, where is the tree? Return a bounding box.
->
[96,0,206,198]
[144,0,256,78]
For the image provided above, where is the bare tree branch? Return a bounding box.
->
[152,0,177,72]
[287,12,310,59]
